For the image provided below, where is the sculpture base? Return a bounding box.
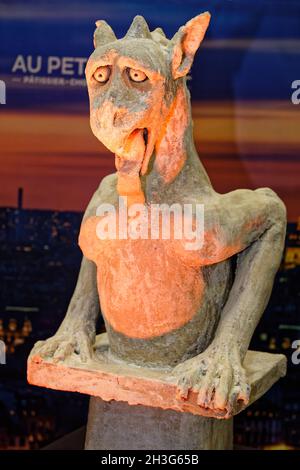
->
[85,398,233,450]
[28,333,287,450]
[28,333,286,419]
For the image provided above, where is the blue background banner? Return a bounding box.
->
[0,0,300,451]
[1,0,300,108]
[1,0,300,218]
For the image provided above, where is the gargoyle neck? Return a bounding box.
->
[144,82,211,201]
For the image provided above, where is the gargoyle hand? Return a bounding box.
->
[172,342,250,418]
[30,327,94,364]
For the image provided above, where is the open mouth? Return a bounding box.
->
[141,127,153,175]
[142,128,148,148]
[115,127,151,175]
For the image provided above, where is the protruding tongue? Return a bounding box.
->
[116,128,146,206]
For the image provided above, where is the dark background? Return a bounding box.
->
[0,0,299,450]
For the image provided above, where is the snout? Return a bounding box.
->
[91,101,150,162]
[90,103,128,153]
[97,101,128,130]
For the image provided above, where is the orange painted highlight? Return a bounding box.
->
[79,214,204,339]
[155,85,188,183]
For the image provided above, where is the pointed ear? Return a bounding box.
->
[171,12,211,79]
[94,20,116,48]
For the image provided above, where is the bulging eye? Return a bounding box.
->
[93,66,111,83]
[127,68,148,83]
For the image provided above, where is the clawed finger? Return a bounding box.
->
[212,369,232,411]
[196,366,219,407]
[36,339,60,358]
[237,382,251,405]
[52,341,74,363]
[76,334,93,363]
[176,376,192,400]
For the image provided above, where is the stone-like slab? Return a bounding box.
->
[85,398,234,450]
[28,333,286,419]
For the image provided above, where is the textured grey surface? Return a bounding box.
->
[85,398,233,450]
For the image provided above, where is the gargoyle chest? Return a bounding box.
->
[97,238,204,339]
[79,216,204,339]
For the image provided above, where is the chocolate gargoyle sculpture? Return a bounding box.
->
[31,12,286,419]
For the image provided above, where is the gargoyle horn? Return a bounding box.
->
[152,27,166,37]
[125,15,151,39]
[94,20,116,48]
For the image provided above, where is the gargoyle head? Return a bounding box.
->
[86,13,210,179]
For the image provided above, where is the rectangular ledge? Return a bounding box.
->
[27,333,287,419]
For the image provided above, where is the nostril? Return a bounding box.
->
[113,109,126,127]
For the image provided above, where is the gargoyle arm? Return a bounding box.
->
[195,187,286,358]
[30,175,116,362]
[173,187,286,412]
[58,174,117,334]
[213,189,286,359]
